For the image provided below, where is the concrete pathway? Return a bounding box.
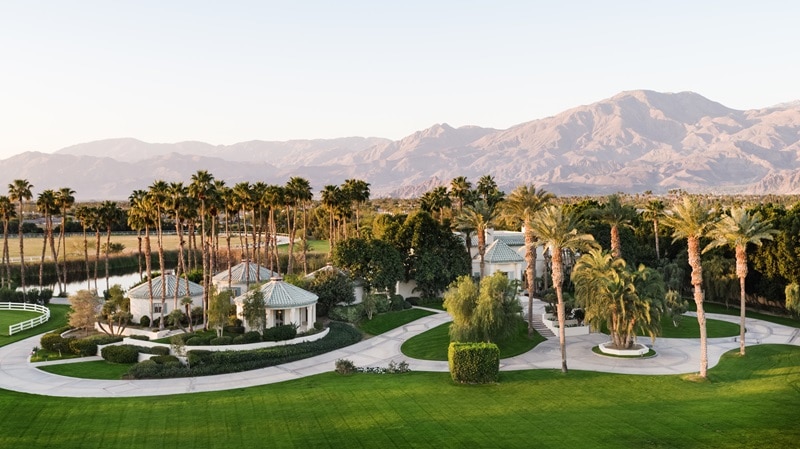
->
[1,301,798,398]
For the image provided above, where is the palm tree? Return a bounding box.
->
[643,199,665,260]
[287,177,313,273]
[704,207,777,356]
[74,205,93,291]
[476,174,503,207]
[190,170,215,330]
[219,185,236,290]
[457,200,498,279]
[450,176,472,213]
[36,190,58,290]
[55,187,75,290]
[500,184,554,335]
[99,201,123,294]
[147,181,170,329]
[233,181,253,283]
[588,194,637,259]
[8,179,33,300]
[320,185,341,253]
[420,186,451,223]
[661,195,714,378]
[168,181,189,311]
[342,178,369,237]
[528,205,598,373]
[0,196,15,288]
[129,195,155,324]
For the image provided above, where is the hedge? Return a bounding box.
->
[101,345,147,364]
[448,342,500,384]
[40,334,73,353]
[68,339,98,356]
[126,322,362,379]
[329,304,364,323]
[262,324,297,342]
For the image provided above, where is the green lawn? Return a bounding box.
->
[652,315,740,338]
[38,361,134,380]
[401,320,545,361]
[357,309,435,336]
[0,344,797,448]
[691,302,800,328]
[0,304,69,347]
[0,310,42,335]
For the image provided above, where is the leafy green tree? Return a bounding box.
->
[443,272,522,343]
[457,200,498,278]
[241,288,267,333]
[208,287,234,337]
[332,238,404,293]
[96,284,132,336]
[443,275,480,342]
[306,269,355,317]
[68,289,100,332]
[704,206,777,355]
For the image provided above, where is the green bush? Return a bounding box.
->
[150,346,170,356]
[40,333,73,353]
[68,339,98,356]
[406,297,420,306]
[187,350,211,367]
[186,336,209,346]
[232,335,244,344]
[448,342,500,384]
[128,334,150,341]
[335,358,357,375]
[375,295,391,313]
[313,320,324,331]
[209,336,233,346]
[223,325,245,334]
[87,335,124,345]
[329,304,365,323]
[390,294,406,311]
[242,331,262,343]
[151,355,180,364]
[139,316,151,327]
[263,324,298,342]
[101,345,142,364]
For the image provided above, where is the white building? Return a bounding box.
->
[470,229,546,281]
[127,274,204,324]
[212,261,279,297]
[234,277,318,332]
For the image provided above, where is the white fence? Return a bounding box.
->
[1,302,50,335]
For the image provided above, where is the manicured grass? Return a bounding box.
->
[0,304,69,347]
[357,309,435,336]
[0,344,797,448]
[0,310,41,335]
[38,361,134,380]
[30,349,81,362]
[655,315,740,338]
[690,302,800,328]
[401,320,545,361]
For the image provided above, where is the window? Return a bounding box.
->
[153,304,166,314]
[275,310,284,326]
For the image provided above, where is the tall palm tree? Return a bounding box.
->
[168,181,189,310]
[342,178,369,237]
[643,199,665,260]
[8,179,33,300]
[74,205,92,291]
[528,205,598,373]
[500,184,554,335]
[55,187,75,290]
[147,181,169,329]
[704,207,777,356]
[320,185,341,253]
[450,176,472,213]
[476,174,503,207]
[286,177,312,274]
[129,195,155,324]
[36,190,58,290]
[219,184,236,290]
[457,200,498,279]
[233,181,253,283]
[0,196,15,288]
[99,201,123,294]
[190,170,215,330]
[588,194,637,259]
[662,195,714,378]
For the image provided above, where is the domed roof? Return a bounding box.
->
[212,261,279,283]
[238,277,318,308]
[127,274,204,299]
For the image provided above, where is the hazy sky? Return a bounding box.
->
[1,1,798,159]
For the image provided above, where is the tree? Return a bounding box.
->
[55,187,75,291]
[306,269,355,317]
[181,296,195,332]
[208,286,233,337]
[661,195,714,378]
[189,170,215,330]
[342,178,369,238]
[449,176,472,213]
[241,288,267,333]
[8,179,33,300]
[96,285,132,336]
[501,184,553,335]
[704,207,777,356]
[147,181,169,329]
[419,186,451,223]
[528,205,599,373]
[587,194,636,259]
[572,249,665,349]
[643,199,665,260]
[128,192,155,324]
[99,201,124,294]
[68,290,101,332]
[457,200,498,278]
[0,196,15,288]
[320,185,341,252]
[443,272,522,343]
[286,177,312,274]
[36,190,58,291]
[331,238,404,293]
[476,175,503,207]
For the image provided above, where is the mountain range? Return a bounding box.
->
[3,89,800,200]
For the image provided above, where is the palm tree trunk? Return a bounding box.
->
[82,225,90,290]
[287,205,295,274]
[610,225,621,259]
[39,217,47,287]
[2,222,9,288]
[524,229,536,336]
[653,220,660,260]
[736,245,747,356]
[688,236,708,378]
[94,229,100,293]
[18,200,26,301]
[551,246,568,373]
[136,229,143,281]
[144,226,154,324]
[50,217,62,294]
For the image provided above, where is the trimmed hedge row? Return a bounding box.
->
[448,342,500,384]
[126,322,362,379]
[40,332,123,356]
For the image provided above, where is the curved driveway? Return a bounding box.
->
[1,301,798,398]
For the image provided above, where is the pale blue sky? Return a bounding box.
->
[0,1,798,158]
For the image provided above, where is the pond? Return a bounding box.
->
[33,272,146,296]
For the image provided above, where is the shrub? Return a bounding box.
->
[406,297,420,306]
[224,325,245,334]
[263,324,298,342]
[390,294,405,311]
[403,300,413,310]
[232,336,244,344]
[151,355,180,364]
[87,335,124,345]
[139,316,151,328]
[68,339,98,356]
[313,320,324,331]
[209,336,233,346]
[242,331,262,343]
[186,336,209,346]
[40,333,73,354]
[335,358,357,375]
[150,346,170,356]
[101,345,142,364]
[329,304,364,323]
[187,350,211,367]
[448,342,499,384]
[128,335,150,341]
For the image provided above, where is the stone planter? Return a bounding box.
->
[541,313,591,336]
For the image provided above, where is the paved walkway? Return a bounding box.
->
[1,301,798,398]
